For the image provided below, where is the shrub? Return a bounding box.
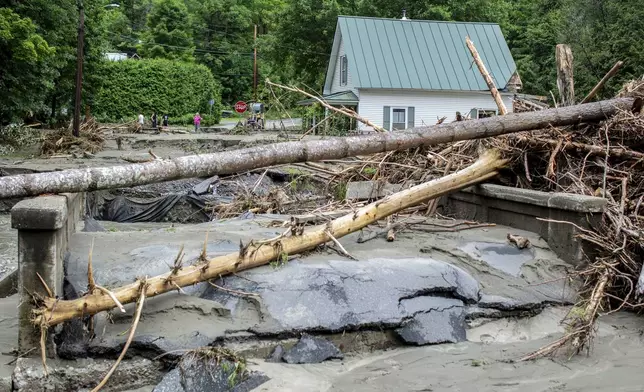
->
[94,59,222,124]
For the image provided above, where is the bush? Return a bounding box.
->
[94,59,222,124]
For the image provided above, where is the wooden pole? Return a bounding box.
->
[73,0,85,138]
[465,36,508,115]
[581,61,624,104]
[0,98,635,199]
[556,44,575,106]
[32,151,507,327]
[253,24,257,103]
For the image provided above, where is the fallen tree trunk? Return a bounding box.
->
[0,98,635,199]
[466,36,508,115]
[33,151,507,326]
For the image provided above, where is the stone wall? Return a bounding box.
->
[442,184,606,265]
[11,193,84,354]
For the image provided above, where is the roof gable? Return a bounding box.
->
[335,16,517,91]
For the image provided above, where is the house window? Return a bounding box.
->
[391,108,406,131]
[476,109,497,119]
[340,55,348,86]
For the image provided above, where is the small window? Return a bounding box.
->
[340,55,348,86]
[476,109,497,119]
[391,108,406,131]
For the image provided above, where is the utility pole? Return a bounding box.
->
[253,24,257,103]
[73,0,85,138]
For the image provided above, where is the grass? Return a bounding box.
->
[270,251,289,269]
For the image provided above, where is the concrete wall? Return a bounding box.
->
[357,89,514,130]
[11,193,84,354]
[441,184,606,265]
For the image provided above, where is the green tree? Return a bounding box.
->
[0,8,54,123]
[558,0,644,98]
[140,0,195,61]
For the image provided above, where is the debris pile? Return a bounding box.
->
[41,117,106,156]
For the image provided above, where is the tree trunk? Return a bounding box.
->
[0,98,635,199]
[556,44,575,106]
[33,151,507,327]
[465,36,508,115]
[581,61,623,104]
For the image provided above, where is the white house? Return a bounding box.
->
[305,16,522,131]
[105,52,129,61]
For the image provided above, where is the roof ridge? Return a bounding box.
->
[337,15,499,26]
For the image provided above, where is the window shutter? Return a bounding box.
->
[407,107,415,129]
[383,106,391,131]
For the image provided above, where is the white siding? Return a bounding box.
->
[357,89,514,130]
[329,37,356,95]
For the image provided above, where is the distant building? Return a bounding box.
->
[300,16,523,130]
[105,52,128,61]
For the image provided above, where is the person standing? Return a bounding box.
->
[137,113,144,132]
[193,112,201,132]
[162,113,169,128]
[151,112,158,129]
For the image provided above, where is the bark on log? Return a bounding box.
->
[33,151,507,326]
[556,44,575,106]
[0,98,635,199]
[466,36,508,115]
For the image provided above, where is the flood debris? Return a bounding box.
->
[507,234,530,249]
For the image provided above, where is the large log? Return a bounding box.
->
[0,98,635,199]
[33,151,507,326]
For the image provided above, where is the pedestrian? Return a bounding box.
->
[193,112,201,132]
[151,112,158,128]
[162,113,169,128]
[137,113,144,132]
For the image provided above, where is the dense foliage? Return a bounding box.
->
[94,59,221,122]
[2,0,644,125]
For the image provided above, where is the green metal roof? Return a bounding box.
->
[336,16,517,91]
[297,90,359,106]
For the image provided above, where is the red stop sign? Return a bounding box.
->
[234,101,247,113]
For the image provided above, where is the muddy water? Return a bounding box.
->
[250,311,644,392]
[460,241,535,277]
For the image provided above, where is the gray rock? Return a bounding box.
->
[192,176,220,195]
[346,181,403,200]
[180,359,269,392]
[396,305,467,345]
[203,257,479,334]
[282,335,343,364]
[266,345,285,363]
[153,368,184,392]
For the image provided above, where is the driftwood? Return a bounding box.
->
[556,44,575,106]
[581,61,624,104]
[466,36,508,115]
[0,98,636,199]
[32,151,507,327]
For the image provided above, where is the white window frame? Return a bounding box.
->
[340,55,348,86]
[390,107,407,131]
[475,109,498,119]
